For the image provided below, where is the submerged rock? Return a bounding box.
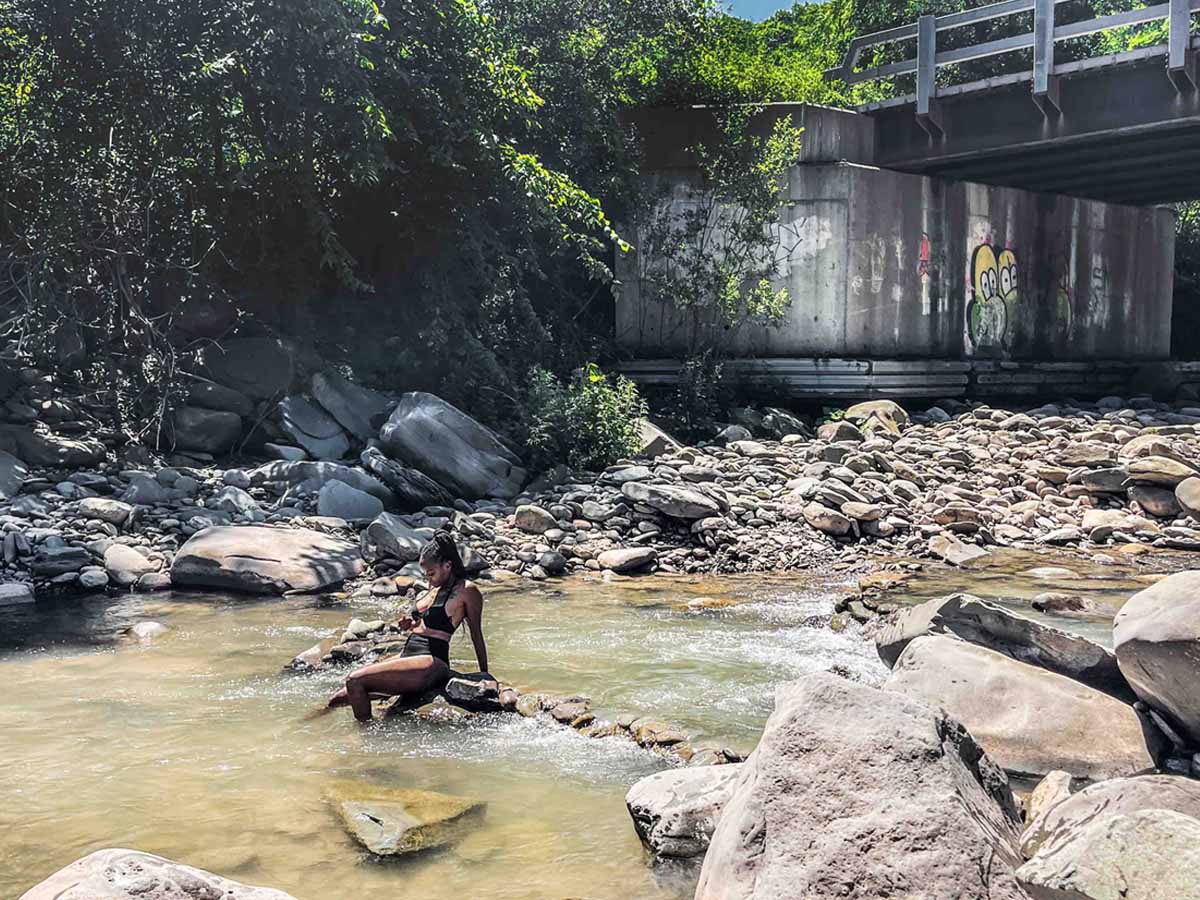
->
[18,847,300,899]
[887,635,1161,780]
[695,672,1026,900]
[626,763,742,859]
[326,781,486,856]
[171,525,363,594]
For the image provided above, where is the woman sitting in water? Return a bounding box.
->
[328,530,488,721]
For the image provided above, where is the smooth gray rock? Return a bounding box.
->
[1113,570,1200,745]
[171,525,363,594]
[1021,774,1200,859]
[207,485,259,516]
[317,479,383,521]
[1017,809,1200,900]
[312,371,393,441]
[32,546,89,576]
[279,395,350,460]
[359,446,450,510]
[250,460,393,505]
[327,782,485,856]
[844,400,908,436]
[19,848,300,899]
[121,474,174,506]
[514,504,556,534]
[198,336,295,402]
[596,546,657,573]
[1176,476,1200,520]
[626,763,743,858]
[184,379,255,418]
[620,481,720,520]
[360,513,430,563]
[636,419,682,458]
[170,406,242,454]
[379,392,525,499]
[695,672,1026,900]
[0,425,104,467]
[0,449,26,500]
[888,635,1161,780]
[0,582,33,605]
[928,532,990,566]
[78,497,133,526]
[876,593,1129,698]
[104,545,158,587]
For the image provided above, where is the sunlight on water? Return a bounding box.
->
[0,572,884,900]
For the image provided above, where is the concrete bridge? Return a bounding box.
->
[828,0,1200,205]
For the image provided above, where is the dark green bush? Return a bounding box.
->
[522,363,647,472]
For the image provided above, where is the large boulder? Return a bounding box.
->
[694,672,1027,900]
[250,460,393,506]
[1021,774,1200,859]
[1113,570,1200,745]
[0,425,104,467]
[379,392,525,499]
[18,848,299,899]
[0,449,26,500]
[620,481,720,520]
[1176,476,1200,520]
[359,446,451,510]
[1017,809,1200,900]
[170,406,242,454]
[104,544,159,587]
[888,635,1161,780]
[197,336,295,401]
[184,378,255,418]
[278,395,350,460]
[636,419,682,458]
[360,513,430,563]
[626,763,743,859]
[876,593,1129,698]
[326,781,485,856]
[171,525,363,593]
[312,371,393,442]
[317,479,384,521]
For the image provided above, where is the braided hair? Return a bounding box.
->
[419,529,466,580]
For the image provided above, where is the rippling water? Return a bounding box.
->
[0,572,885,899]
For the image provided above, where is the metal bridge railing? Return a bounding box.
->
[826,0,1200,125]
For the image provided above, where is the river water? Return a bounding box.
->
[0,550,1164,898]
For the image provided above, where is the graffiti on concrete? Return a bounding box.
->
[966,241,1015,352]
[851,235,888,295]
[918,233,931,282]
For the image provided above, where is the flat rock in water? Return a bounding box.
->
[380,392,526,499]
[0,582,33,605]
[1021,773,1200,859]
[171,525,363,594]
[928,533,989,566]
[18,848,299,899]
[1113,570,1200,746]
[887,635,1161,780]
[326,781,485,856]
[1017,809,1200,900]
[626,763,743,859]
[694,672,1026,900]
[875,593,1129,698]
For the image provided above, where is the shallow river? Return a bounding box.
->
[0,549,1165,899]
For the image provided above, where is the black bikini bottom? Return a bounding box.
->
[400,632,450,665]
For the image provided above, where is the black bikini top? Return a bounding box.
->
[409,578,458,634]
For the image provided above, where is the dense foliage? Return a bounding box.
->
[521,363,647,471]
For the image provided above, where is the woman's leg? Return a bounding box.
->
[342,654,449,721]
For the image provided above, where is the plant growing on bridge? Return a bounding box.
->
[628,105,804,358]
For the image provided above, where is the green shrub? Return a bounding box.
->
[523,363,648,472]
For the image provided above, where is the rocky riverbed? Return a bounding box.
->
[3,369,1200,607]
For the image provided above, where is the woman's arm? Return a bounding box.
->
[463,584,489,674]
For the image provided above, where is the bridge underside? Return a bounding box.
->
[870,60,1200,205]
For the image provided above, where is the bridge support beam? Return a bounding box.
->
[916,15,943,135]
[1169,0,1197,90]
[1033,0,1061,112]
